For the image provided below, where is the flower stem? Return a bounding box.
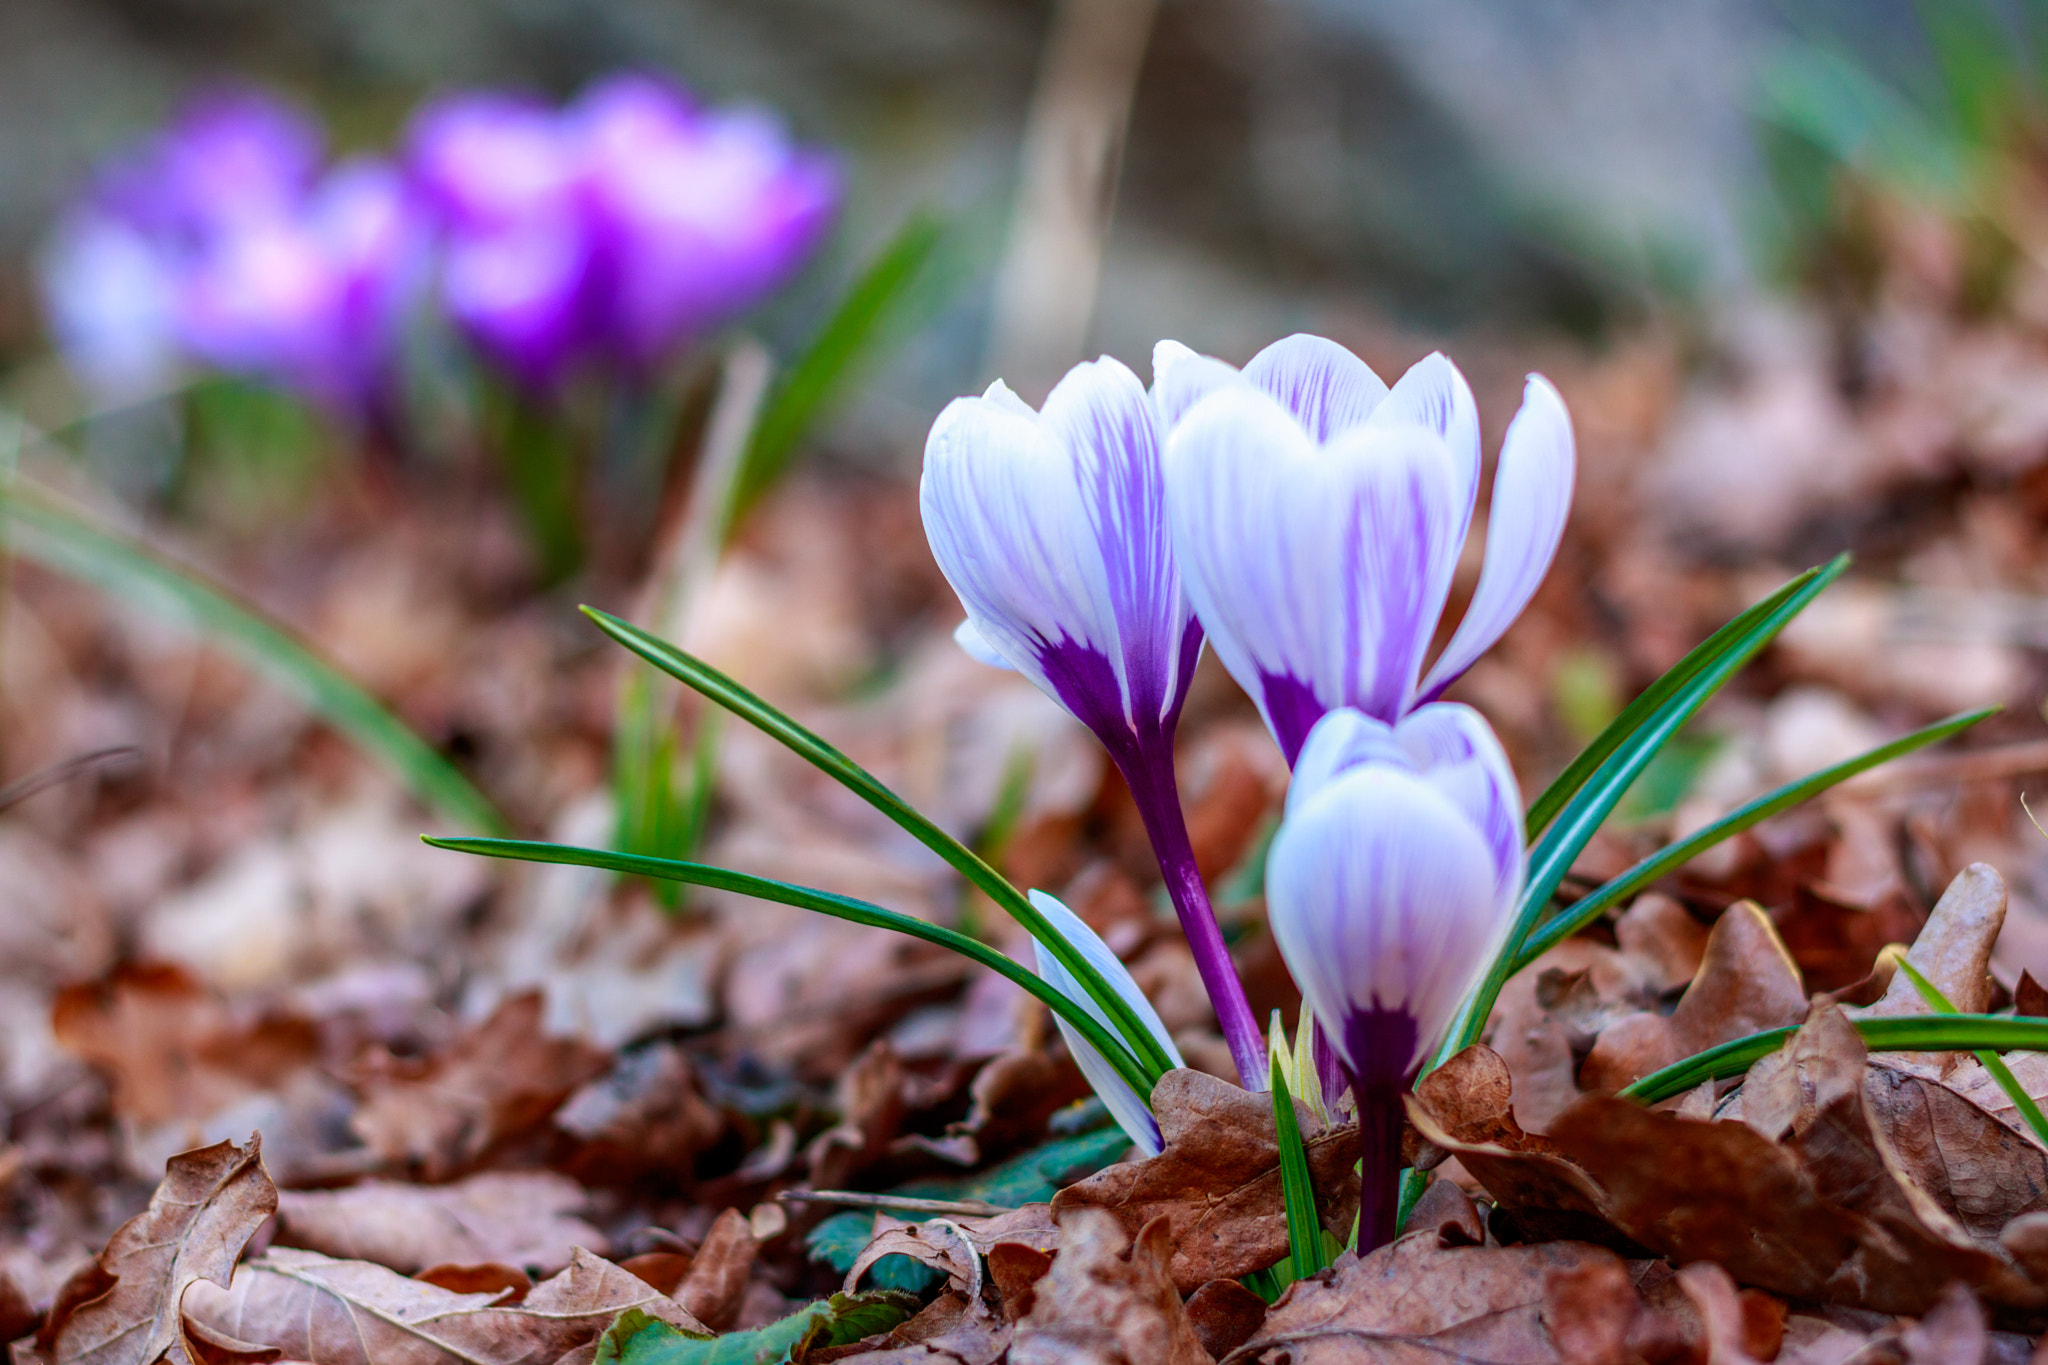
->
[1354,1077,1405,1253]
[1122,746,1266,1088]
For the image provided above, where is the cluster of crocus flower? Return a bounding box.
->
[921,332,1574,1248]
[39,75,838,423]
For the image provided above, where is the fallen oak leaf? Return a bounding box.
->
[43,1135,277,1365]
[1052,1070,1358,1293]
[1849,864,2005,1021]
[183,1246,706,1364]
[274,1172,606,1275]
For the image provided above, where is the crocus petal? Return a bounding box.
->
[1391,703,1525,914]
[1266,767,1506,1080]
[1284,707,1405,816]
[1416,375,1576,703]
[1150,339,1248,430]
[1029,890,1183,1157]
[1241,333,1388,442]
[1167,387,1466,759]
[952,618,1015,670]
[1365,352,1482,523]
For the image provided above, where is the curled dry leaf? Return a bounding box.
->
[1577,901,1808,1094]
[1233,1236,1667,1365]
[673,1208,758,1332]
[42,1135,277,1365]
[182,1246,706,1365]
[1052,1070,1359,1293]
[846,1218,981,1300]
[807,1041,908,1192]
[346,991,609,1180]
[274,1171,605,1275]
[1849,863,2006,1020]
[1008,1209,1209,1365]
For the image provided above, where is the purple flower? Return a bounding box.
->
[403,74,837,389]
[1160,334,1576,765]
[1264,702,1524,1248]
[1029,891,1183,1156]
[920,357,1264,1086]
[95,88,322,247]
[176,159,425,413]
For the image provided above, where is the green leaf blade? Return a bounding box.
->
[1270,1056,1329,1284]
[424,834,1156,1098]
[595,1291,919,1364]
[1514,704,1995,971]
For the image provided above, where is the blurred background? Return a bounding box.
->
[10,0,2048,1318]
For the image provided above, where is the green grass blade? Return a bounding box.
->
[724,213,948,533]
[1270,1054,1329,1284]
[1524,559,1842,839]
[1890,956,2048,1147]
[4,483,506,834]
[1513,705,1995,971]
[1620,1015,2048,1105]
[425,834,1156,1098]
[578,605,1177,1081]
[1426,557,1848,1080]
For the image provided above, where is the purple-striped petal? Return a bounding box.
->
[1417,374,1576,702]
[1242,333,1388,442]
[1166,386,1467,758]
[1284,707,1405,816]
[1029,891,1183,1157]
[1150,339,1248,430]
[1391,704,1525,914]
[1265,765,1506,1080]
[952,619,1015,670]
[1365,352,1482,525]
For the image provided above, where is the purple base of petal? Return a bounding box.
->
[1259,672,1329,768]
[1038,634,1264,1088]
[1340,1007,1419,1254]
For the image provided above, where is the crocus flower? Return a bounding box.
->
[94,87,322,247]
[1030,891,1183,1157]
[1161,334,1575,765]
[577,76,838,376]
[1265,702,1524,1249]
[921,357,1264,1086]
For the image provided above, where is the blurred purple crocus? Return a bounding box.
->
[920,357,1265,1087]
[404,73,838,391]
[40,87,423,421]
[1264,702,1524,1251]
[1160,335,1576,766]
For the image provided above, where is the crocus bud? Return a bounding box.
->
[1161,334,1575,764]
[921,357,1264,1086]
[1265,702,1524,1248]
[1029,891,1183,1157]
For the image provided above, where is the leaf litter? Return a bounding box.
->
[14,249,2048,1361]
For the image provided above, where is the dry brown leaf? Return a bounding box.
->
[347,992,608,1179]
[183,1246,706,1365]
[1899,1282,1989,1365]
[807,1041,907,1192]
[1008,1209,1209,1365]
[825,1289,1010,1365]
[1053,1070,1358,1293]
[274,1172,604,1275]
[1852,863,2006,1019]
[1182,1281,1265,1363]
[1673,1262,1784,1365]
[554,1041,727,1186]
[985,1244,1052,1324]
[674,1208,757,1332]
[1236,1236,1655,1365]
[1,1267,37,1345]
[1398,1178,1485,1247]
[847,1217,981,1301]
[44,1135,277,1365]
[1579,901,1808,1093]
[51,965,320,1128]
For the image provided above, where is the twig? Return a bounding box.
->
[0,746,143,813]
[776,1190,1013,1217]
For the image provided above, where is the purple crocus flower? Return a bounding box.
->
[176,159,425,415]
[95,88,323,247]
[577,77,838,376]
[920,357,1265,1087]
[1265,702,1524,1250]
[1160,335,1576,766]
[1029,891,1183,1156]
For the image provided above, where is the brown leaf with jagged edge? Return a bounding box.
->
[1007,1209,1208,1365]
[1578,901,1808,1094]
[1051,1070,1359,1293]
[1236,1236,1666,1365]
[346,992,608,1180]
[43,1135,277,1365]
[273,1172,605,1276]
[182,1246,707,1365]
